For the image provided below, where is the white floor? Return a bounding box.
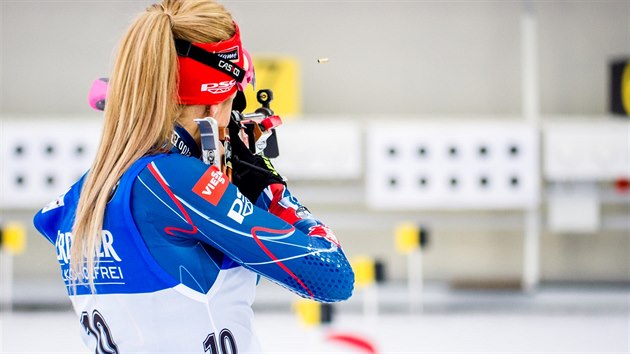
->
[2,283,629,353]
[2,310,628,353]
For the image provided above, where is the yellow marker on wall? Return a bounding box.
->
[622,62,630,114]
[395,222,420,255]
[293,299,321,327]
[2,222,27,255]
[351,256,376,288]
[244,56,301,117]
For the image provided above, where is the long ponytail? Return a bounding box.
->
[70,0,235,292]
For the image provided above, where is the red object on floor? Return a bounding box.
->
[614,178,630,192]
[326,332,378,354]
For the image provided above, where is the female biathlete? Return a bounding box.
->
[33,1,354,353]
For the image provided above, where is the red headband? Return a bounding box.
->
[177,23,249,105]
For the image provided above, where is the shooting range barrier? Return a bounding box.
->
[0,118,362,209]
[1,117,628,311]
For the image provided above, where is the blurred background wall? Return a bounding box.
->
[1,1,628,290]
[2,1,628,116]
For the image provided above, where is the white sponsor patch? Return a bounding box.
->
[42,189,69,213]
[201,80,236,94]
[227,191,253,224]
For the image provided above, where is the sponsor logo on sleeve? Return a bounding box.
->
[192,166,229,206]
[227,190,253,224]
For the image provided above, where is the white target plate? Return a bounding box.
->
[366,120,539,210]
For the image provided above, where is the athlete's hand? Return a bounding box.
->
[228,118,285,202]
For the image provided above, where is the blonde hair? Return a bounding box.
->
[70,0,235,292]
